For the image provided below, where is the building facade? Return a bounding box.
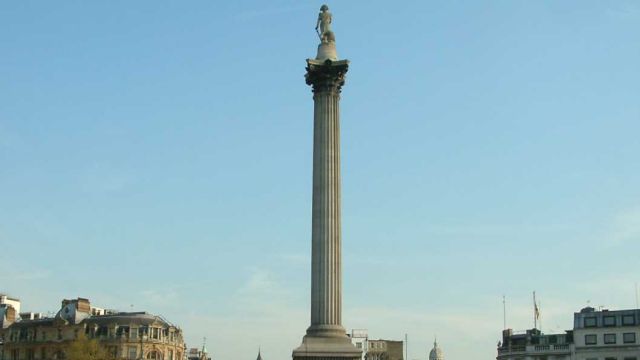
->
[364,340,403,360]
[186,346,211,360]
[497,328,573,360]
[497,307,640,360]
[348,331,403,360]
[0,297,186,360]
[350,330,369,360]
[1,295,21,360]
[573,307,640,360]
[1,296,21,317]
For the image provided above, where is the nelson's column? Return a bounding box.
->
[292,5,361,360]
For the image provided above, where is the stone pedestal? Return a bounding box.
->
[316,42,338,61]
[292,58,360,360]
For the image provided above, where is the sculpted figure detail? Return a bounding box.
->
[315,5,335,43]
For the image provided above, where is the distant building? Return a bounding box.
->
[573,306,640,360]
[0,296,186,360]
[365,339,403,360]
[350,330,369,360]
[428,340,444,360]
[0,296,21,316]
[497,306,640,360]
[348,331,403,360]
[187,345,211,360]
[497,328,573,360]
[0,295,21,359]
[1,304,18,330]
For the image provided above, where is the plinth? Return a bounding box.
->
[291,57,361,360]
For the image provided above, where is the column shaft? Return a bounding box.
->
[311,91,342,327]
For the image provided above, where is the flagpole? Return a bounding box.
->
[533,291,537,330]
[503,295,506,330]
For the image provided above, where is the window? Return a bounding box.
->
[623,357,637,360]
[585,317,598,327]
[168,350,174,360]
[116,326,130,338]
[604,333,616,344]
[603,316,616,326]
[605,358,617,360]
[139,326,148,337]
[622,315,636,326]
[623,332,636,343]
[128,347,137,359]
[356,342,362,349]
[96,326,108,337]
[585,334,597,345]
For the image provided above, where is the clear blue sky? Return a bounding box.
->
[1,1,639,359]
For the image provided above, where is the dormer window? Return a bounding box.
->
[603,316,616,327]
[584,317,597,327]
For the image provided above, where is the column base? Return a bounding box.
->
[292,326,362,360]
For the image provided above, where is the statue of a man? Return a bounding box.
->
[315,5,335,43]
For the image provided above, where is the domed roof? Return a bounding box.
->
[429,340,444,360]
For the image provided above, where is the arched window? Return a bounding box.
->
[53,350,66,359]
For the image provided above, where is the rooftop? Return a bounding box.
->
[7,310,177,329]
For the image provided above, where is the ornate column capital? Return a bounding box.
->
[305,59,349,95]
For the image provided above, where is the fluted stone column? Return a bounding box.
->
[291,56,361,360]
[308,58,347,335]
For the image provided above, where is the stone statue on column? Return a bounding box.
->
[316,5,335,44]
[314,5,338,61]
